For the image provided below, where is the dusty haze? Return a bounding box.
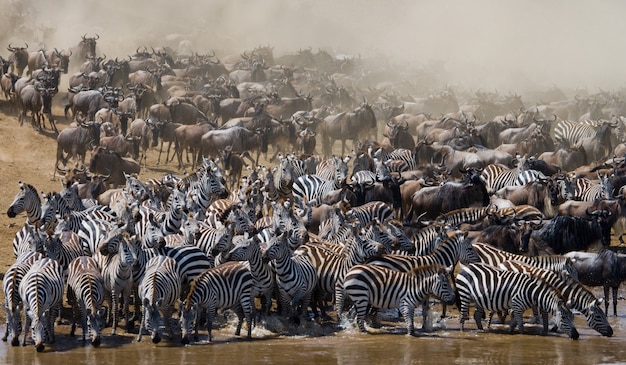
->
[2,0,625,95]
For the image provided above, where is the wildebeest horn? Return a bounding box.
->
[81,34,86,41]
[94,34,99,40]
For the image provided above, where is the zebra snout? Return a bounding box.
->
[152,335,161,344]
[91,337,101,347]
[181,337,190,345]
[36,343,45,352]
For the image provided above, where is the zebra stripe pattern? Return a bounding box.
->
[19,257,65,351]
[481,164,546,193]
[498,260,613,336]
[7,181,41,225]
[180,261,253,343]
[137,255,182,343]
[472,242,579,279]
[456,262,579,339]
[261,230,318,319]
[345,201,393,226]
[94,230,136,335]
[554,119,596,148]
[2,251,44,346]
[342,264,455,335]
[573,175,614,201]
[66,256,106,346]
[436,206,495,228]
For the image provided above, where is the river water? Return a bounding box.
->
[3,299,626,365]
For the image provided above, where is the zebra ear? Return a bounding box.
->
[595,298,604,306]
[142,298,150,308]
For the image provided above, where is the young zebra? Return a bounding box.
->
[261,230,318,321]
[19,257,65,352]
[2,251,44,346]
[472,242,579,279]
[12,223,46,258]
[180,261,253,344]
[137,255,182,343]
[498,260,613,337]
[94,230,137,335]
[456,262,579,339]
[66,256,106,346]
[342,264,456,336]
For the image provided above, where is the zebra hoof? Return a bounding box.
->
[11,338,19,346]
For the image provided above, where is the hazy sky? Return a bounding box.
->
[3,0,625,93]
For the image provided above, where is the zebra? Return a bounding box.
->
[472,242,579,279]
[481,163,547,193]
[180,261,253,344]
[498,260,613,337]
[66,256,106,346]
[193,221,235,258]
[456,262,580,339]
[133,206,168,249]
[572,174,614,201]
[39,191,116,232]
[222,234,277,317]
[2,251,44,346]
[186,161,228,213]
[436,206,496,229]
[315,156,350,182]
[137,255,182,343]
[344,201,393,226]
[366,231,478,320]
[261,230,318,321]
[76,218,118,256]
[554,119,597,148]
[295,226,386,319]
[292,174,346,207]
[7,181,41,226]
[342,264,455,335]
[94,229,137,335]
[12,223,46,258]
[42,230,83,277]
[19,257,65,351]
[410,223,447,256]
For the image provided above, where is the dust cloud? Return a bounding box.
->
[2,0,626,95]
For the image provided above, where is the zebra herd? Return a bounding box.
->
[1,150,617,352]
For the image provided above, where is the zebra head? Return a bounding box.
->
[24,224,46,254]
[141,213,166,249]
[453,231,480,264]
[582,298,613,337]
[554,300,580,340]
[226,205,254,235]
[5,305,22,346]
[262,231,289,263]
[28,310,46,352]
[433,266,456,305]
[179,300,197,345]
[142,298,164,344]
[7,181,41,224]
[86,307,105,347]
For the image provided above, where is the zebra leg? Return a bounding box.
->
[400,304,416,336]
[511,308,525,334]
[22,310,32,346]
[111,290,119,335]
[473,307,485,331]
[123,290,132,332]
[2,316,8,342]
[421,300,430,331]
[207,305,216,342]
[354,301,368,333]
[233,304,244,337]
[541,311,550,334]
[136,306,147,342]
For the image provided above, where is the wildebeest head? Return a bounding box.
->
[585,208,613,247]
[78,34,98,59]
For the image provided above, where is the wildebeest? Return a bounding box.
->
[198,126,268,165]
[88,146,140,188]
[319,102,377,157]
[99,134,141,160]
[54,121,102,179]
[564,250,626,316]
[405,168,490,222]
[7,43,29,76]
[69,90,111,121]
[173,122,215,170]
[72,34,99,65]
[18,83,58,133]
[524,210,613,256]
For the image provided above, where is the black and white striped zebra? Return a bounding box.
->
[410,223,448,256]
[481,163,546,193]
[222,234,276,316]
[472,242,579,279]
[498,260,613,337]
[94,229,137,335]
[66,256,106,346]
[19,257,65,351]
[342,264,455,335]
[344,201,393,226]
[7,181,41,225]
[2,251,44,346]
[193,222,235,258]
[42,230,83,277]
[572,175,614,201]
[261,230,318,320]
[554,119,597,148]
[187,162,228,213]
[76,218,117,256]
[12,223,46,258]
[315,156,350,182]
[180,261,253,344]
[436,206,496,229]
[39,192,116,232]
[137,255,182,343]
[292,174,346,207]
[456,262,579,339]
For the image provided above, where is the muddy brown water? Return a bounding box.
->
[2,296,626,365]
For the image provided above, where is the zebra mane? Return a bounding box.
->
[410,263,448,276]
